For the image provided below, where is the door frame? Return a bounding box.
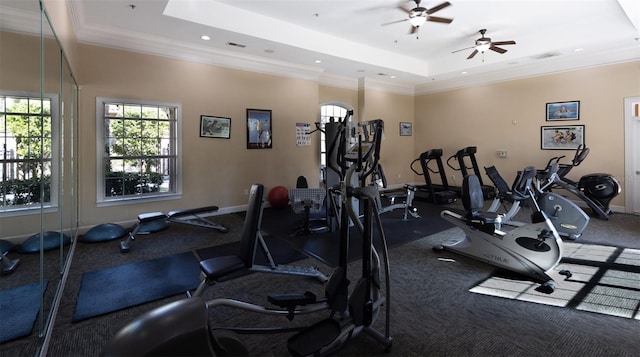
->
[624,96,639,214]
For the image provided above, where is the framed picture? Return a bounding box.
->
[400,122,412,136]
[541,125,584,150]
[200,115,230,139]
[246,108,272,149]
[546,101,580,121]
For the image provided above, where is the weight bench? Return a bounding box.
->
[120,206,228,253]
[190,184,328,298]
[167,206,229,232]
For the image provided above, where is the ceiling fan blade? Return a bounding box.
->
[397,5,412,15]
[490,46,507,54]
[426,16,453,23]
[467,49,479,59]
[452,46,475,54]
[426,1,451,14]
[492,40,516,46]
[381,18,409,26]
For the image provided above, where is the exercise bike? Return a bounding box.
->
[538,145,620,220]
[435,166,571,294]
[485,164,590,240]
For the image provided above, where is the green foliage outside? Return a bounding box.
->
[103,104,171,191]
[1,176,51,206]
[1,96,53,206]
[104,171,163,196]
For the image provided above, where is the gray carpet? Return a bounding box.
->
[1,204,639,356]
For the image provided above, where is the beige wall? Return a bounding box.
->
[43,0,78,73]
[319,84,416,187]
[77,44,322,226]
[362,87,416,185]
[414,60,640,208]
[1,31,77,238]
[3,27,638,234]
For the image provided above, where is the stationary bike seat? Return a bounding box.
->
[463,175,498,232]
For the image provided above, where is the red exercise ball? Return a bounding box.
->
[268,186,289,208]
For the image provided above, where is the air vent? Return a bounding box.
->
[532,51,561,60]
[226,42,246,48]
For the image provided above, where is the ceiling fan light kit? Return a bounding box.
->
[452,28,517,61]
[409,14,427,27]
[382,1,453,38]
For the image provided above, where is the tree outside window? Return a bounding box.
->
[1,94,54,210]
[98,98,180,203]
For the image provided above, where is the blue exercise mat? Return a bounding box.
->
[73,252,200,322]
[0,281,48,343]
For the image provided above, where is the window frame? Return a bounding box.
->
[319,103,351,168]
[319,103,352,187]
[96,97,182,206]
[0,90,60,216]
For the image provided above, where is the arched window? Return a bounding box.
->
[319,103,351,169]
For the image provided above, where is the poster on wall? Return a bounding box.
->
[296,123,311,146]
[541,125,584,150]
[247,109,272,149]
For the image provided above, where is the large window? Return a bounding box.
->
[97,98,181,204]
[319,103,351,187]
[1,93,58,213]
[319,104,350,168]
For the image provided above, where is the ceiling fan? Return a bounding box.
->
[381,1,453,39]
[452,29,516,61]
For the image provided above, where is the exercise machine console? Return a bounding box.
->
[410,148,457,204]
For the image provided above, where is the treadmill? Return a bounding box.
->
[411,149,457,204]
[446,146,496,200]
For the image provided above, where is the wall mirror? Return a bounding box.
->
[0,1,78,354]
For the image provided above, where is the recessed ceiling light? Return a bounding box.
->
[461,71,468,75]
[390,75,396,79]
[314,60,322,64]
[200,35,210,41]
[574,48,584,52]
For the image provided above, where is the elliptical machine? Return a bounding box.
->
[102,117,394,356]
[435,166,571,294]
[538,145,620,220]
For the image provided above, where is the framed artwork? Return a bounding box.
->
[541,125,584,150]
[546,101,580,121]
[200,115,230,139]
[400,122,412,136]
[246,108,272,149]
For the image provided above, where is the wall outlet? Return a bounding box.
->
[244,189,249,195]
[497,151,508,158]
